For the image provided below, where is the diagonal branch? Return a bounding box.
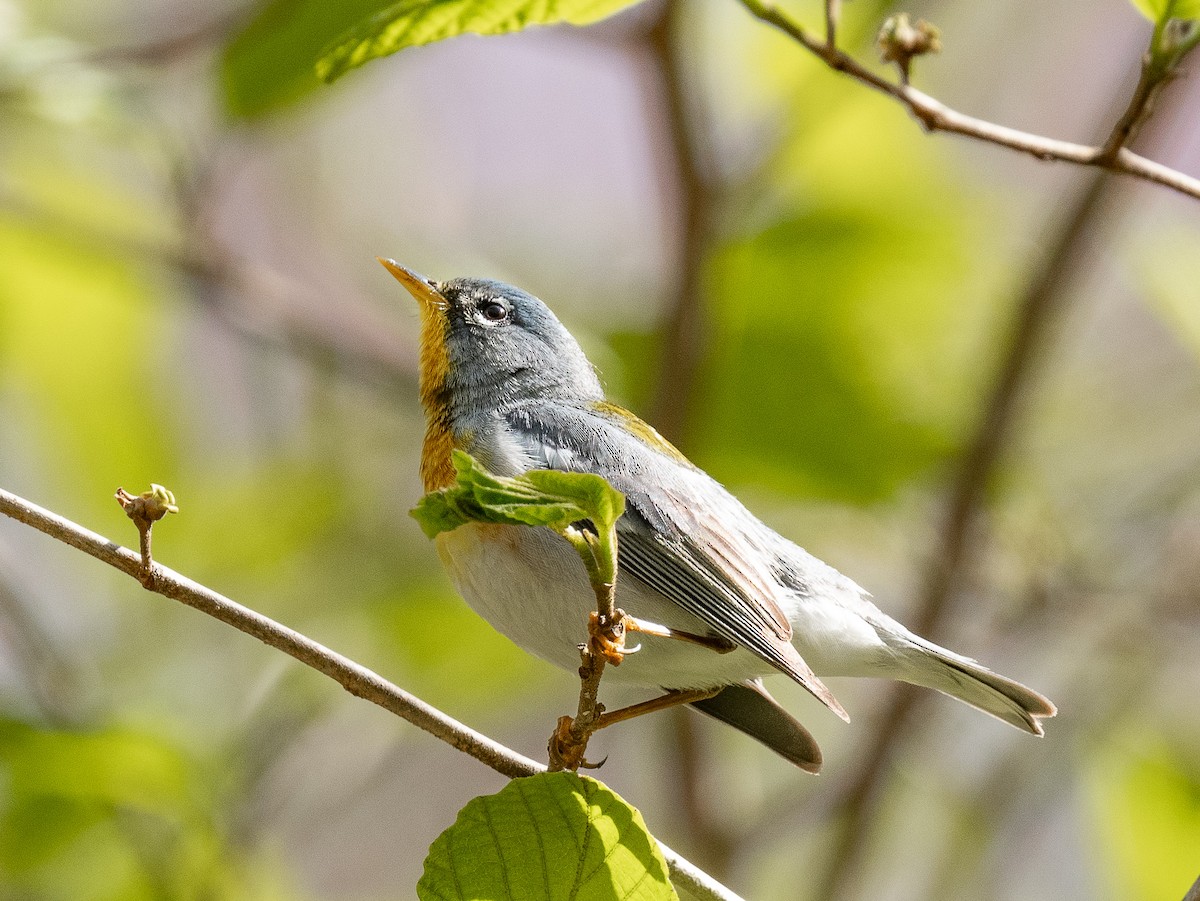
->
[0,486,541,779]
[645,0,717,447]
[0,486,742,901]
[738,0,1200,201]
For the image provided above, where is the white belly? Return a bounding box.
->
[436,523,774,689]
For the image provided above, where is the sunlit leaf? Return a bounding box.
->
[221,0,398,117]
[316,0,644,84]
[1129,0,1162,20]
[418,772,677,901]
[701,211,971,503]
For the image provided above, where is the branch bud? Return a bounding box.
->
[1160,17,1200,60]
[115,484,179,527]
[878,13,942,80]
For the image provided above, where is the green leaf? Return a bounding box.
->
[418,772,677,901]
[316,0,644,84]
[220,0,399,118]
[1128,0,1200,23]
[410,450,625,540]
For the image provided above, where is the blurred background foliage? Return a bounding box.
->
[1,0,1199,899]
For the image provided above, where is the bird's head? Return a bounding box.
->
[379,259,603,418]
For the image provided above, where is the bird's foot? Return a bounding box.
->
[587,610,631,666]
[547,715,606,771]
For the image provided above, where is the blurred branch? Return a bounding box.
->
[1099,52,1169,162]
[641,0,737,878]
[0,486,742,901]
[0,562,86,723]
[0,194,418,398]
[924,596,1168,901]
[816,149,1115,901]
[738,0,1200,201]
[645,0,717,446]
[1184,872,1200,901]
[824,0,840,48]
[83,6,250,66]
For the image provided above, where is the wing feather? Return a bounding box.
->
[505,402,849,721]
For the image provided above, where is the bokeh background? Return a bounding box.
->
[2,0,1199,898]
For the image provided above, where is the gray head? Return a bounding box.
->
[379,260,603,417]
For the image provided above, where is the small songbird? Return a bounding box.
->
[380,258,1055,772]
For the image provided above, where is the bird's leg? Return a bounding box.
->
[621,613,737,654]
[594,687,720,730]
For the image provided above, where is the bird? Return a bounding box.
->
[379,258,1056,772]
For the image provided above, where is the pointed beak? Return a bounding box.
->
[377,258,445,308]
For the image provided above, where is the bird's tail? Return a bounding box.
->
[895,633,1056,734]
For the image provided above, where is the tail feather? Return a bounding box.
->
[898,638,1057,735]
[690,681,823,772]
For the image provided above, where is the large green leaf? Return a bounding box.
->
[699,210,969,503]
[316,0,644,84]
[418,772,677,901]
[221,0,398,117]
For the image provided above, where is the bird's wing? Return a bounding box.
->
[505,402,849,721]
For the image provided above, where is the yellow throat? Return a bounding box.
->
[378,258,458,491]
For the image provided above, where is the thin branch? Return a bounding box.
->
[0,487,742,901]
[738,0,1200,202]
[83,6,249,66]
[824,0,840,49]
[1099,54,1167,161]
[0,486,541,779]
[547,583,623,771]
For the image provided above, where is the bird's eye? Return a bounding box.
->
[481,301,509,322]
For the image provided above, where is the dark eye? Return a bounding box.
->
[481,301,509,322]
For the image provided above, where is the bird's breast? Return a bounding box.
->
[434,522,772,689]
